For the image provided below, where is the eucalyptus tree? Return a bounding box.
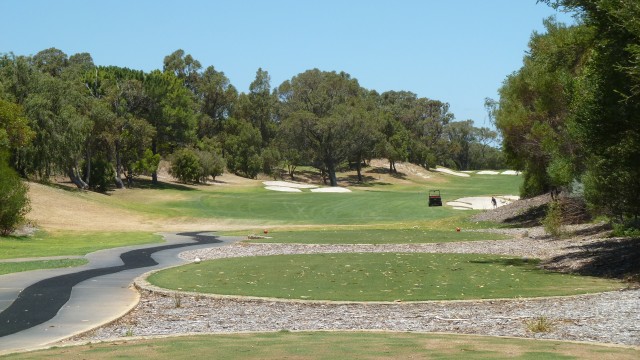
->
[12,50,93,188]
[378,91,452,169]
[84,66,152,188]
[277,69,363,186]
[375,113,410,173]
[541,0,640,219]
[345,92,382,182]
[444,120,475,170]
[493,18,594,197]
[0,98,33,235]
[143,70,198,183]
[163,49,202,93]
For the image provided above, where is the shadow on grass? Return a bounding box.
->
[469,257,541,267]
[128,178,196,191]
[342,174,393,187]
[543,236,640,281]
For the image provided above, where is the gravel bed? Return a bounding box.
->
[67,237,640,347]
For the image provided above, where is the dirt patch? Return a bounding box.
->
[25,182,253,233]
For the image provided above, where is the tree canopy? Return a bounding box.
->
[494,0,639,220]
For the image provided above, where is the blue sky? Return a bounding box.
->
[1,0,575,127]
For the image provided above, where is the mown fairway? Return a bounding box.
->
[106,173,521,226]
[148,253,622,301]
[2,332,636,360]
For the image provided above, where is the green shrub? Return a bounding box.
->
[612,219,640,237]
[542,201,563,237]
[196,150,225,183]
[169,148,202,183]
[0,154,30,236]
[83,156,114,193]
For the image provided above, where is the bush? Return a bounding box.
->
[169,148,202,183]
[542,200,563,238]
[196,150,225,183]
[0,155,30,236]
[83,156,115,193]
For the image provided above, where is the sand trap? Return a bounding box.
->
[262,181,351,193]
[501,170,519,175]
[264,186,302,192]
[476,170,500,175]
[262,181,318,189]
[310,187,352,193]
[446,196,519,210]
[434,167,470,177]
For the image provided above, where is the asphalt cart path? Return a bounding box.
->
[0,232,241,355]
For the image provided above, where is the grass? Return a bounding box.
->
[100,173,522,226]
[1,332,637,359]
[525,316,555,333]
[148,253,622,301]
[0,231,163,260]
[242,228,509,244]
[0,259,88,275]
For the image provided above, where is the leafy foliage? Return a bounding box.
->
[0,152,30,236]
[169,148,202,184]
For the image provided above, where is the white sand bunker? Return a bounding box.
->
[434,167,470,177]
[263,181,318,189]
[446,195,519,210]
[501,170,519,175]
[264,186,302,192]
[310,187,352,193]
[263,181,351,193]
[476,170,500,175]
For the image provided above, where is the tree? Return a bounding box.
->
[143,70,198,183]
[0,100,32,236]
[240,68,277,146]
[493,18,593,197]
[277,69,363,186]
[169,148,202,183]
[0,99,34,151]
[163,49,202,93]
[196,66,237,138]
[195,149,225,182]
[378,91,453,169]
[222,117,262,178]
[0,153,30,236]
[548,0,640,220]
[444,120,475,170]
[376,114,410,174]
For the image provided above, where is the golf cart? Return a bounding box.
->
[428,190,442,207]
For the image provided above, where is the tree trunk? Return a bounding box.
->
[151,140,159,185]
[356,158,363,183]
[114,141,125,189]
[68,165,88,189]
[84,148,91,185]
[327,161,338,187]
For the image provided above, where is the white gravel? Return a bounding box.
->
[69,235,640,347]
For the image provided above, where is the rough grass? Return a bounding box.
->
[243,228,509,244]
[2,332,637,359]
[148,253,622,301]
[0,259,88,275]
[0,231,163,260]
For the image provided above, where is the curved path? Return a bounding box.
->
[0,232,240,354]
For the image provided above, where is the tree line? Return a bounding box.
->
[0,49,503,194]
[489,0,639,222]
